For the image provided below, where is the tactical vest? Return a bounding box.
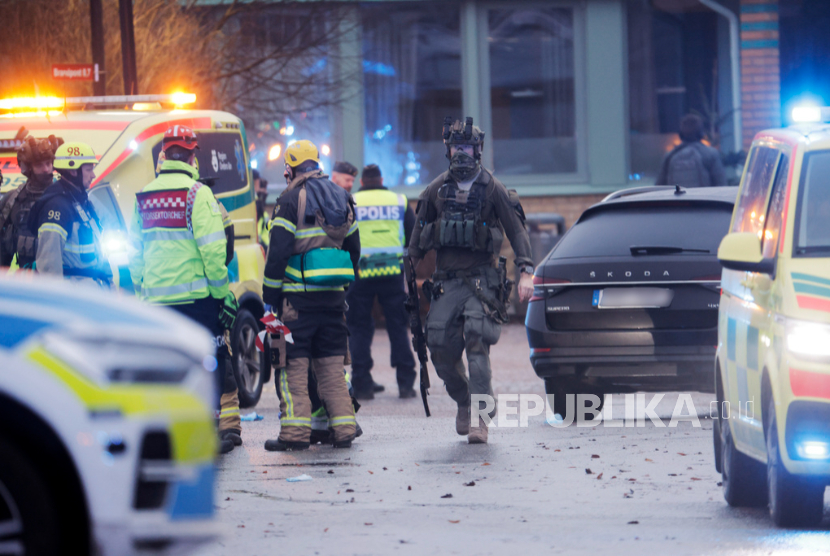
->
[0,183,49,269]
[419,171,502,254]
[352,188,406,278]
[284,175,356,289]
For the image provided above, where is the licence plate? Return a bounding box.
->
[592,287,674,309]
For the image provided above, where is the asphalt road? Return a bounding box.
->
[197,324,830,555]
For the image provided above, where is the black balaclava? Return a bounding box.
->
[449,150,478,182]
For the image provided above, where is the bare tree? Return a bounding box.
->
[0,0,360,134]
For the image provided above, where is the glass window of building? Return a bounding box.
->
[361,3,462,187]
[627,1,722,182]
[488,8,576,176]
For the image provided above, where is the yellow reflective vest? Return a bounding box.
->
[352,188,407,278]
[128,160,229,304]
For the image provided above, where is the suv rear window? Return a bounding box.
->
[552,203,733,259]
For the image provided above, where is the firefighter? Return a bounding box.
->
[128,125,239,454]
[0,134,61,269]
[263,140,360,451]
[29,142,112,285]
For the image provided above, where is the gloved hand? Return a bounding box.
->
[267,295,283,319]
[219,292,239,330]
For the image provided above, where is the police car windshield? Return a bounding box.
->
[795,150,830,255]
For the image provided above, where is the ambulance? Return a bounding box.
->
[0,274,218,554]
[0,94,269,406]
[715,113,830,527]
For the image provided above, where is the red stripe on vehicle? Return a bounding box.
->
[91,116,211,187]
[790,367,830,400]
[0,120,129,132]
[796,295,830,312]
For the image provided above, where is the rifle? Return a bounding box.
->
[404,255,431,417]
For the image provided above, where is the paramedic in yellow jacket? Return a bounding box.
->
[262,140,361,451]
[128,125,240,454]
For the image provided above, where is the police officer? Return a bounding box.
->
[330,161,358,193]
[0,134,61,269]
[409,118,534,444]
[263,140,360,451]
[29,142,112,285]
[128,126,239,454]
[348,164,417,399]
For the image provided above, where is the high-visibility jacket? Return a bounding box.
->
[128,160,229,305]
[352,188,407,278]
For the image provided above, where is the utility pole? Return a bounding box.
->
[89,0,106,96]
[118,0,138,95]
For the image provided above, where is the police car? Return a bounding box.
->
[715,112,830,527]
[0,273,219,554]
[0,94,269,407]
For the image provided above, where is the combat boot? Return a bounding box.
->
[468,416,488,444]
[218,433,234,454]
[264,439,310,451]
[456,404,471,436]
[220,429,242,446]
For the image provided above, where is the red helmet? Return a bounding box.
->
[162,125,199,151]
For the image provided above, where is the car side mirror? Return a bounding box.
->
[718,232,775,274]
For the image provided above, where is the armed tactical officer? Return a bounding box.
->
[263,140,360,451]
[0,134,61,269]
[129,126,239,454]
[409,118,534,444]
[30,142,112,285]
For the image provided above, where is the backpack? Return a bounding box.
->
[666,143,710,188]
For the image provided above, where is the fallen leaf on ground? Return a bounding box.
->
[328,470,334,474]
[668,474,677,477]
[591,454,600,459]
[441,493,453,499]
[238,525,245,528]
[407,486,412,490]
[368,471,374,475]
[482,462,491,466]
[678,452,687,456]
[346,489,354,493]
[585,468,594,475]
[628,520,639,525]
[449,520,460,524]
[383,467,387,471]
[464,481,476,487]
[690,477,702,481]
[597,473,603,480]
[324,528,328,533]
[554,449,561,452]
[365,523,373,526]
[645,458,653,462]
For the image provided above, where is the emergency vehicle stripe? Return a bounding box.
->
[142,277,208,298]
[195,230,226,247]
[263,277,283,288]
[38,223,68,241]
[272,217,296,234]
[144,230,193,242]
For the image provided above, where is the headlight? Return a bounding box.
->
[786,319,830,358]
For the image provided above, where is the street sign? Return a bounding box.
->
[52,64,100,82]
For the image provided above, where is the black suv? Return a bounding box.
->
[526,186,737,411]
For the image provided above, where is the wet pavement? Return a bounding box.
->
[197,324,830,555]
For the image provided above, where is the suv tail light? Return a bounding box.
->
[530,275,571,302]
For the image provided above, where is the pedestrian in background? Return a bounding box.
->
[656,114,726,188]
[347,164,417,400]
[330,161,358,193]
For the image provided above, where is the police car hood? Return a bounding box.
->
[0,273,214,361]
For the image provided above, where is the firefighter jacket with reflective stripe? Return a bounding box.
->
[128,160,229,305]
[30,177,110,281]
[264,170,360,312]
[352,188,407,278]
